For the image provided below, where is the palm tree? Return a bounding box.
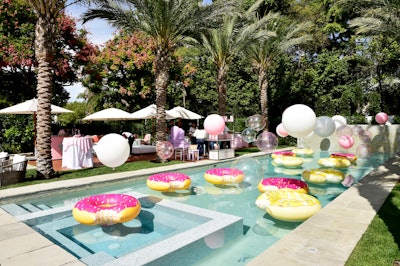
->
[200,0,274,116]
[27,0,66,178]
[338,0,400,40]
[81,0,220,161]
[245,19,312,130]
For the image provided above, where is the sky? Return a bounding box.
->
[64,1,212,102]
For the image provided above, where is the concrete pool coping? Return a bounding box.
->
[1,152,399,265]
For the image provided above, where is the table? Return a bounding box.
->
[62,136,93,169]
[51,136,64,160]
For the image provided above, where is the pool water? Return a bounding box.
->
[0,151,392,265]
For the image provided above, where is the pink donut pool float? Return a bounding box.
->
[72,194,141,226]
[258,177,309,193]
[147,172,191,192]
[204,168,244,185]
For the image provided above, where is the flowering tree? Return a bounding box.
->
[0,0,97,178]
[0,0,98,106]
[82,31,155,112]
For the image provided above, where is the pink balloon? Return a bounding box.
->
[276,123,288,137]
[338,134,354,149]
[204,114,225,135]
[375,112,388,125]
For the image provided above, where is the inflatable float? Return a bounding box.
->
[271,150,295,159]
[302,168,345,184]
[72,194,141,226]
[147,172,191,192]
[255,191,321,222]
[292,148,314,157]
[318,157,351,168]
[330,152,357,163]
[272,156,303,168]
[258,177,309,193]
[204,168,244,185]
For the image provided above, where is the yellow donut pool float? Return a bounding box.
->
[272,156,303,168]
[318,158,351,168]
[255,191,321,222]
[302,168,345,184]
[271,150,295,159]
[292,148,314,157]
[330,153,357,163]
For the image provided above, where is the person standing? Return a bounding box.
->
[193,124,207,157]
[188,122,197,144]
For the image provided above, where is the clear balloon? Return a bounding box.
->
[204,114,225,135]
[332,115,347,128]
[241,128,257,143]
[276,123,288,138]
[94,133,130,168]
[256,131,278,153]
[314,116,336,137]
[336,125,353,137]
[375,112,388,125]
[156,141,174,160]
[231,157,264,191]
[281,104,316,138]
[356,144,372,158]
[246,114,266,132]
[338,134,354,149]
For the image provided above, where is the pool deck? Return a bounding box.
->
[1,153,399,266]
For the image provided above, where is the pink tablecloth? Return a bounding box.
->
[51,136,64,160]
[62,136,93,169]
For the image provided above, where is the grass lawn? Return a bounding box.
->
[346,182,400,266]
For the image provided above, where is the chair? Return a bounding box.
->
[0,154,28,186]
[188,145,199,161]
[0,152,9,163]
[141,134,151,145]
[174,147,184,160]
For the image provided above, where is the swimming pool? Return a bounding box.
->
[0,151,392,265]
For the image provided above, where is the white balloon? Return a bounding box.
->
[282,104,316,138]
[94,133,130,168]
[332,115,347,128]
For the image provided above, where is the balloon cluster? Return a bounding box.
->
[274,105,390,157]
[241,114,267,144]
[246,114,266,132]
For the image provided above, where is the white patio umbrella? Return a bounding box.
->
[0,98,73,149]
[131,104,176,120]
[82,108,135,121]
[0,98,73,115]
[167,106,203,120]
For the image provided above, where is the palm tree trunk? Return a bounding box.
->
[258,66,269,131]
[154,47,170,162]
[34,16,55,179]
[216,63,228,116]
